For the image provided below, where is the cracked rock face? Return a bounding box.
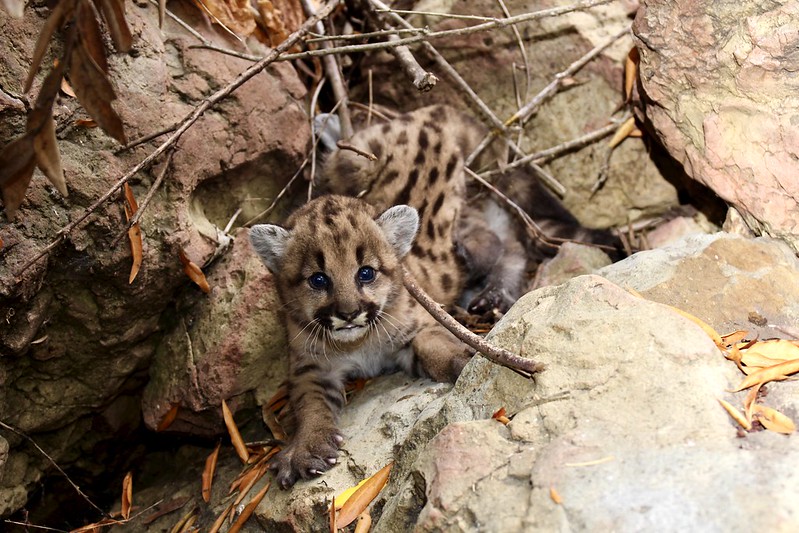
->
[633,0,799,251]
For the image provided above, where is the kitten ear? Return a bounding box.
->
[376,205,419,258]
[249,224,291,272]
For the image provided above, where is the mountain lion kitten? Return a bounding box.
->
[249,106,475,488]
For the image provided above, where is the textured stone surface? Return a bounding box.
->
[633,0,799,251]
[0,1,306,514]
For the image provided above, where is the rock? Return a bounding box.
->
[643,215,707,249]
[532,242,613,289]
[0,0,307,513]
[633,0,799,252]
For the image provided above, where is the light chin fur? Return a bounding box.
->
[330,326,369,344]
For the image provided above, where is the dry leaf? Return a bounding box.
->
[624,46,639,103]
[718,398,751,431]
[329,496,337,533]
[208,502,234,533]
[75,118,99,127]
[178,248,211,293]
[0,133,37,218]
[121,471,133,520]
[67,39,127,144]
[666,305,723,347]
[731,359,799,392]
[123,183,143,284]
[721,330,749,345]
[254,0,289,47]
[335,477,369,510]
[77,0,109,73]
[491,406,510,425]
[743,384,761,424]
[34,113,67,196]
[353,511,372,533]
[169,509,197,533]
[142,496,190,525]
[93,0,133,51]
[337,462,393,528]
[202,442,221,503]
[61,77,77,97]
[742,339,799,361]
[262,404,286,441]
[193,0,256,37]
[740,351,786,370]
[608,116,637,149]
[222,399,250,463]
[752,404,796,434]
[0,235,4,249]
[228,482,270,533]
[156,403,180,431]
[24,0,74,92]
[549,486,563,504]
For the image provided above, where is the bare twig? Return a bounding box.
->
[301,0,353,138]
[387,33,438,91]
[0,420,108,518]
[335,141,377,160]
[11,0,341,282]
[402,267,545,378]
[305,27,424,43]
[116,123,179,153]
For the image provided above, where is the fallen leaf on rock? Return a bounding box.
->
[156,403,180,431]
[492,406,510,425]
[1,0,25,18]
[335,477,369,510]
[741,339,799,361]
[353,511,372,533]
[751,404,796,434]
[230,480,270,532]
[550,486,563,504]
[624,46,639,102]
[608,116,639,149]
[178,248,211,293]
[743,384,761,424]
[718,398,751,431]
[123,183,142,283]
[94,0,133,52]
[61,77,77,97]
[202,441,221,502]
[262,404,286,441]
[193,0,256,38]
[209,501,234,533]
[76,0,110,73]
[170,508,197,533]
[731,359,799,392]
[24,0,73,92]
[337,462,393,528]
[721,330,749,345]
[75,118,98,128]
[121,471,133,520]
[329,496,337,533]
[666,305,723,347]
[33,113,67,196]
[222,399,250,463]
[142,496,190,525]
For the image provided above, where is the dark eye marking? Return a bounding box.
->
[308,272,330,290]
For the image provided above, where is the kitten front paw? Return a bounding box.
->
[270,431,344,489]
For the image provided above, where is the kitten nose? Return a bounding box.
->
[336,309,360,322]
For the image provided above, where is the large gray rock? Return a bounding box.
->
[633,0,799,252]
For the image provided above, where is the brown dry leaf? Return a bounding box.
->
[740,351,787,370]
[123,183,143,284]
[75,118,98,128]
[93,0,133,51]
[491,406,510,425]
[178,248,211,293]
[61,78,77,97]
[254,0,289,47]
[732,358,799,392]
[752,404,796,434]
[743,384,761,424]
[142,496,190,525]
[721,330,749,346]
[666,305,723,347]
[0,235,4,249]
[228,482,271,533]
[742,339,799,361]
[337,462,393,528]
[193,0,256,37]
[329,496,337,533]
[549,486,563,504]
[624,46,639,102]
[24,0,75,92]
[353,511,372,533]
[208,502,234,533]
[157,403,180,431]
[170,509,197,533]
[262,404,287,441]
[67,40,127,144]
[0,133,37,218]
[608,116,637,149]
[202,441,221,503]
[70,518,118,533]
[718,398,751,431]
[77,0,109,73]
[34,112,67,196]
[121,471,133,520]
[222,399,250,463]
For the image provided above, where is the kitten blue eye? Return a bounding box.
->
[357,266,376,284]
[308,272,330,290]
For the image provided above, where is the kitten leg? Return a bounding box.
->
[410,320,473,383]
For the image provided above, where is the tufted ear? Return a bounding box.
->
[376,205,419,258]
[249,224,291,273]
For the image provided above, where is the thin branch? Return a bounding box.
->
[387,33,438,91]
[402,267,545,378]
[301,0,353,138]
[11,0,341,282]
[305,27,424,43]
[116,123,178,153]
[336,141,377,160]
[0,420,108,518]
